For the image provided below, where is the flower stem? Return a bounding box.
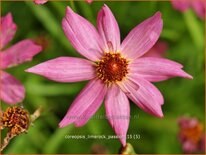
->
[70,0,77,12]
[120,143,137,154]
[0,132,16,152]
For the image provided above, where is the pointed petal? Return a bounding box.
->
[119,77,164,117]
[1,39,42,69]
[129,57,193,82]
[74,83,107,127]
[0,71,25,104]
[0,13,17,49]
[97,4,120,52]
[105,84,130,146]
[120,12,163,59]
[59,79,106,127]
[26,57,95,83]
[62,6,103,61]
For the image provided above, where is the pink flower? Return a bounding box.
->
[143,41,168,58]
[33,0,48,5]
[26,5,192,146]
[0,13,42,104]
[86,0,93,4]
[171,0,205,19]
[178,117,205,153]
[33,0,92,5]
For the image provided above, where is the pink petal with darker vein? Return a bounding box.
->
[129,57,193,82]
[0,13,17,49]
[97,4,120,52]
[120,12,163,59]
[0,71,25,104]
[62,7,104,61]
[119,77,164,117]
[1,39,42,69]
[26,57,95,83]
[105,84,130,146]
[59,79,106,127]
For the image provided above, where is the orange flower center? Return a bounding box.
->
[1,106,30,135]
[96,53,129,83]
[181,123,203,144]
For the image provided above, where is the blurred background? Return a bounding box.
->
[1,0,205,154]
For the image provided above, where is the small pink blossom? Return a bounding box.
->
[178,117,205,153]
[86,0,93,4]
[0,13,42,104]
[33,0,48,5]
[33,0,93,5]
[171,0,205,19]
[143,41,168,58]
[26,5,192,146]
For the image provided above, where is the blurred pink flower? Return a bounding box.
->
[178,117,205,153]
[0,13,42,104]
[143,41,168,58]
[171,0,205,19]
[33,0,48,4]
[86,0,93,4]
[34,0,93,5]
[26,5,192,146]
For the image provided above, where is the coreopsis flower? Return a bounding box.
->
[0,13,42,104]
[171,0,205,19]
[178,117,205,153]
[26,5,192,146]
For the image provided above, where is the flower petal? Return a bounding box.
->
[62,6,103,61]
[0,13,17,49]
[97,4,120,52]
[59,79,106,127]
[120,12,163,59]
[26,57,95,83]
[1,39,42,69]
[119,77,164,117]
[105,84,130,146]
[74,84,107,127]
[0,71,25,104]
[129,57,193,82]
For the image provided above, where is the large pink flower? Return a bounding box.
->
[26,5,192,146]
[171,0,205,19]
[0,13,42,104]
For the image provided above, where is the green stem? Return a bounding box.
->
[70,0,77,12]
[183,10,204,50]
[120,143,137,154]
